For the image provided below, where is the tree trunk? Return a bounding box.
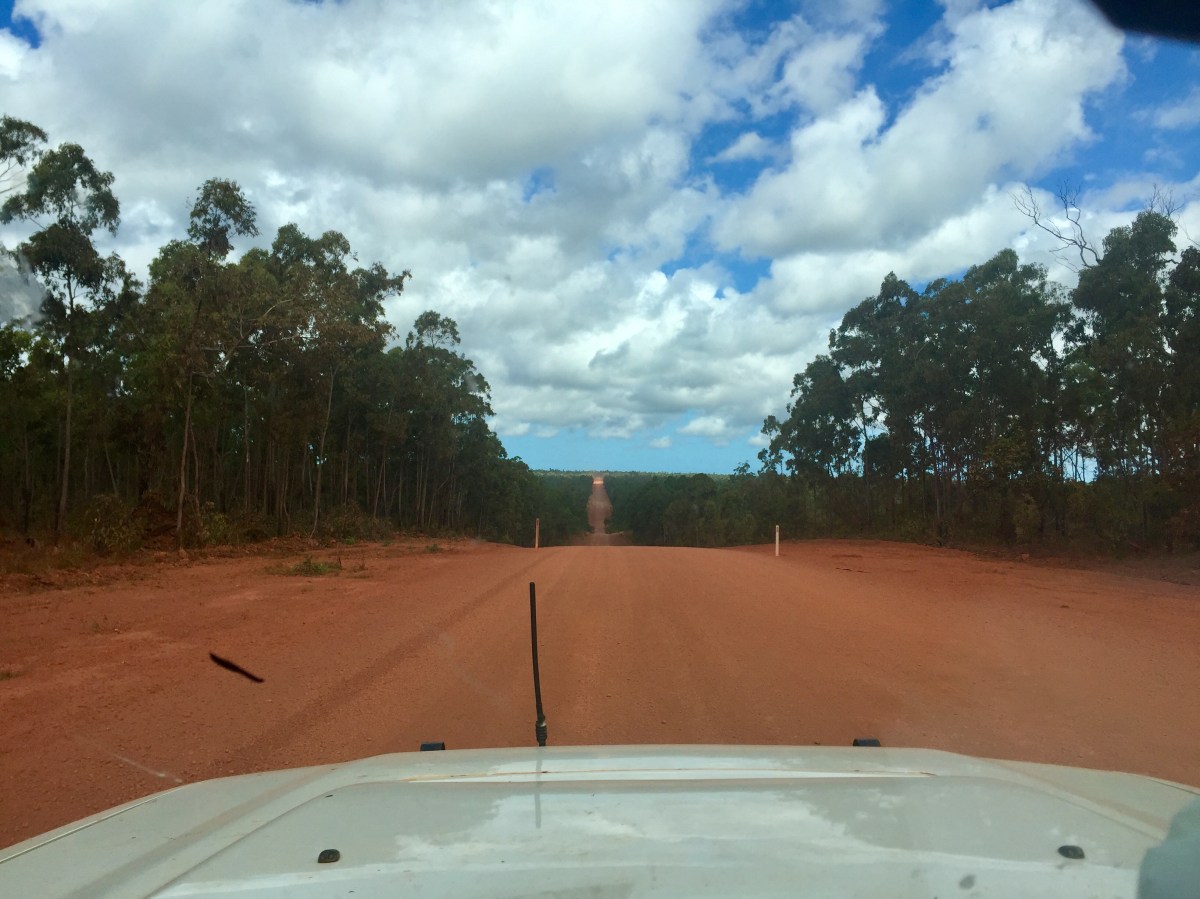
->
[373,449,386,518]
[54,359,73,543]
[396,459,405,525]
[20,428,32,536]
[342,415,352,506]
[191,419,203,522]
[310,371,337,537]
[175,375,194,544]
[83,438,91,500]
[243,388,252,514]
[104,439,119,495]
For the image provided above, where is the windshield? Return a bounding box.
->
[0,0,1197,890]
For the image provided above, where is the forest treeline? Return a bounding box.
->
[4,113,1196,555]
[0,116,589,550]
[611,207,1200,552]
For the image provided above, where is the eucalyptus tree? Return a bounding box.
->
[1071,211,1177,480]
[954,251,1068,538]
[0,115,46,198]
[139,179,260,539]
[1162,246,1200,543]
[397,311,492,530]
[0,141,121,539]
[266,225,408,534]
[768,251,1073,541]
[769,354,857,481]
[0,322,35,530]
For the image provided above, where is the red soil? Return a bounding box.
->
[583,474,629,545]
[1,534,1198,848]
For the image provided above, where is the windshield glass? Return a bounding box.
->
[0,0,1197,891]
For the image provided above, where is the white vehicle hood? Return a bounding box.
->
[1,745,1196,898]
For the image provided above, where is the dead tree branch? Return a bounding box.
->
[1012,183,1100,271]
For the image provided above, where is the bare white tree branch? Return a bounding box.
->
[1012,183,1100,272]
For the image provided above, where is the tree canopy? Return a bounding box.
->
[3,116,1196,555]
[0,118,580,550]
[609,213,1199,552]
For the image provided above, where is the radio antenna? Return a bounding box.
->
[529,582,548,747]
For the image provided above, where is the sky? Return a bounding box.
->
[1,0,1198,474]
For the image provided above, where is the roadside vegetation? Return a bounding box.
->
[0,117,592,559]
[611,207,1200,553]
[3,113,1194,561]
[266,555,343,577]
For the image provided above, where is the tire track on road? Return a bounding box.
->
[7,538,1198,850]
[209,548,569,774]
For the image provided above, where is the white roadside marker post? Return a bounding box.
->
[775,524,780,557]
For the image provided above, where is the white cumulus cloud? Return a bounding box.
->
[0,0,1184,471]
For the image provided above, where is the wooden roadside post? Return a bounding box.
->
[535,517,540,549]
[775,524,780,557]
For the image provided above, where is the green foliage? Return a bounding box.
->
[235,511,276,543]
[0,115,47,177]
[320,503,393,543]
[82,494,141,554]
[0,128,127,542]
[0,120,541,552]
[744,222,1196,551]
[269,555,342,576]
[187,177,258,258]
[0,142,119,235]
[607,472,773,547]
[531,473,592,545]
[616,214,1198,553]
[1,118,1194,558]
[185,502,238,547]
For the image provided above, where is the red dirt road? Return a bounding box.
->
[583,475,629,545]
[2,538,1199,848]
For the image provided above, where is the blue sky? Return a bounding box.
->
[2,0,1199,473]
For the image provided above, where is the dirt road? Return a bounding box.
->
[1,538,1199,847]
[584,475,628,545]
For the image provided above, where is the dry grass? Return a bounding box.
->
[265,554,343,577]
[0,539,92,577]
